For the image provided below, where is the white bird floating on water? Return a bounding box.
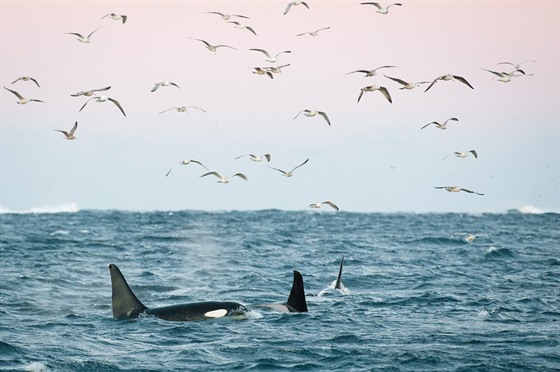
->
[434,186,484,196]
[151,81,180,92]
[79,95,126,117]
[158,106,207,114]
[200,171,248,183]
[284,1,309,15]
[268,158,309,177]
[249,49,291,63]
[55,121,78,140]
[101,13,127,24]
[442,150,478,160]
[206,11,250,20]
[165,159,209,177]
[346,66,396,77]
[71,86,111,97]
[357,85,392,103]
[11,76,40,87]
[361,2,402,14]
[481,68,525,83]
[65,28,100,43]
[228,21,257,36]
[3,86,44,104]
[309,201,339,211]
[384,75,430,90]
[297,27,331,37]
[294,109,331,126]
[424,74,474,92]
[190,38,237,53]
[420,117,458,130]
[236,154,271,162]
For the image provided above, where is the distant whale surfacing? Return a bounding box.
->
[108,264,248,321]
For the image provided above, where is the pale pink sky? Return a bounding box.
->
[1,1,559,213]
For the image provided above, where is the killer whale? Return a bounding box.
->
[318,256,348,296]
[109,264,248,321]
[335,256,344,290]
[258,270,308,312]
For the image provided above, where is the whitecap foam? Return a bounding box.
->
[0,203,79,215]
[23,362,49,372]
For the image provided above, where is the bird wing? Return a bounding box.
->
[423,78,439,92]
[190,160,209,171]
[263,154,271,162]
[357,89,365,103]
[293,110,304,120]
[482,68,506,78]
[322,201,339,211]
[4,86,24,99]
[121,15,127,24]
[379,87,392,103]
[94,86,111,92]
[453,75,474,89]
[446,117,459,123]
[158,107,176,114]
[164,164,178,177]
[151,82,162,92]
[87,28,100,38]
[232,14,250,19]
[66,32,84,38]
[29,77,40,87]
[188,106,207,113]
[108,97,126,117]
[246,26,257,36]
[384,75,408,85]
[291,158,309,173]
[267,166,288,176]
[69,122,78,136]
[284,2,294,15]
[388,3,403,8]
[316,27,331,32]
[361,2,382,10]
[170,82,180,89]
[79,97,94,112]
[233,173,248,181]
[302,1,310,9]
[420,122,436,130]
[200,171,222,179]
[55,130,70,136]
[318,111,331,126]
[275,50,291,57]
[249,48,271,58]
[469,150,478,159]
[216,44,237,50]
[11,77,23,84]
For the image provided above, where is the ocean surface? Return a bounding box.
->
[0,209,559,371]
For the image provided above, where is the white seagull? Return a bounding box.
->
[165,159,209,177]
[268,158,309,177]
[158,106,207,114]
[206,11,250,20]
[151,81,181,92]
[284,1,309,15]
[101,13,127,24]
[294,109,331,126]
[297,27,331,37]
[309,201,339,211]
[346,66,396,77]
[249,49,291,63]
[71,86,111,97]
[79,95,126,117]
[424,74,474,92]
[357,85,392,103]
[65,28,100,43]
[55,121,78,140]
[497,60,537,70]
[200,171,248,183]
[446,150,478,159]
[265,64,291,74]
[435,186,484,196]
[252,67,274,79]
[228,21,257,36]
[384,75,430,90]
[190,38,237,53]
[482,68,525,83]
[420,117,458,130]
[3,86,44,104]
[236,154,271,162]
[11,76,40,87]
[361,2,402,14]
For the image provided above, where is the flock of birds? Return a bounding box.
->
[4,2,537,214]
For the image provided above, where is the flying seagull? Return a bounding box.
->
[268,158,309,177]
[206,11,250,20]
[294,109,331,126]
[284,1,309,15]
[228,21,257,36]
[65,28,99,43]
[357,85,392,103]
[420,117,458,130]
[309,201,339,211]
[190,38,237,53]
[497,60,537,70]
[252,67,274,79]
[11,76,40,87]
[442,150,478,160]
[384,75,430,90]
[346,66,396,77]
[265,64,291,75]
[236,154,271,162]
[249,48,291,63]
[101,13,127,24]
[424,74,474,92]
[481,68,525,83]
[151,81,180,92]
[55,121,78,140]
[361,2,402,14]
[79,95,126,117]
[434,186,484,196]
[200,171,248,183]
[297,27,331,37]
[71,86,111,97]
[158,106,207,114]
[3,86,44,104]
[165,159,209,177]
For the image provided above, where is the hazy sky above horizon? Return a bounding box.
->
[1,1,559,213]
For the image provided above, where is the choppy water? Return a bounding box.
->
[0,210,559,371]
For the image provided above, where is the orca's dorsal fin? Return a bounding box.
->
[335,256,344,290]
[286,270,308,312]
[108,264,148,319]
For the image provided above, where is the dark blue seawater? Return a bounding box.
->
[0,210,559,371]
